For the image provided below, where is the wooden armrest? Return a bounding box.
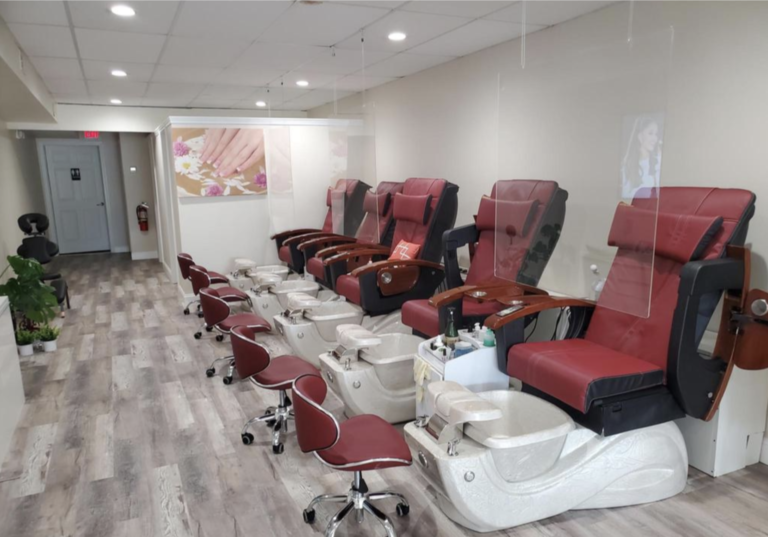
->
[283,231,337,247]
[429,281,548,308]
[484,296,595,330]
[270,228,320,241]
[349,258,444,278]
[429,283,515,308]
[297,235,357,252]
[316,242,374,258]
[323,247,390,266]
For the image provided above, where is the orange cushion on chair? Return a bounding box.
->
[389,240,421,261]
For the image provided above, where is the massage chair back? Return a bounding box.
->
[461,180,567,288]
[323,179,370,236]
[356,181,404,247]
[17,213,59,265]
[230,326,270,379]
[292,374,339,453]
[189,265,215,296]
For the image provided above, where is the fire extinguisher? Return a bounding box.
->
[136,202,149,232]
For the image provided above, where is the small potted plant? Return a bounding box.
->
[38,324,61,352]
[15,329,35,357]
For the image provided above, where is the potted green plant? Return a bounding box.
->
[38,324,61,352]
[15,329,35,357]
[0,255,58,332]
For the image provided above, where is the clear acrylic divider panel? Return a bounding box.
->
[496,25,673,318]
[265,126,294,234]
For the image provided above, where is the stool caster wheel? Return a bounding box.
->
[266,420,276,428]
[302,509,315,524]
[205,368,215,377]
[198,312,204,319]
[272,443,284,455]
[223,376,233,385]
[396,503,409,517]
[205,326,213,332]
[194,332,202,339]
[183,308,190,315]
[241,433,254,445]
[216,335,224,342]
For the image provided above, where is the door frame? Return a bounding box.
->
[36,138,114,254]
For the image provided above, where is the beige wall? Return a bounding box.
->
[0,122,45,280]
[311,1,768,290]
[118,133,158,259]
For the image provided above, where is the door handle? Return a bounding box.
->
[97,202,105,206]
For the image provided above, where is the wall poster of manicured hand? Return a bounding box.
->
[172,127,267,197]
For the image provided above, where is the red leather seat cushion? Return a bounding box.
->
[507,339,664,413]
[253,355,320,390]
[317,414,412,471]
[216,286,249,302]
[307,256,326,281]
[336,274,361,305]
[278,245,291,263]
[218,313,271,333]
[402,298,506,337]
[209,271,229,284]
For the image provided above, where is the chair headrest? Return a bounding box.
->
[18,213,50,235]
[393,193,432,225]
[363,191,392,216]
[475,196,540,236]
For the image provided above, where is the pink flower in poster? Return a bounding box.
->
[253,172,267,188]
[174,136,190,157]
[205,184,224,197]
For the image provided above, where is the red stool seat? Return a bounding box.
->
[253,355,320,390]
[218,313,270,333]
[215,286,249,302]
[317,414,412,471]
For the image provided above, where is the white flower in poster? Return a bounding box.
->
[175,154,200,177]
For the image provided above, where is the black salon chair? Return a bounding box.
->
[17,213,70,312]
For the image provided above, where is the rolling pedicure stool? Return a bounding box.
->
[190,265,251,337]
[178,253,231,316]
[404,187,768,531]
[198,287,271,384]
[292,374,412,537]
[230,325,319,454]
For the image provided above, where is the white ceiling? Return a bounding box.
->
[0,0,613,112]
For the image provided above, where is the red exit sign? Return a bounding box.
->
[83,131,100,139]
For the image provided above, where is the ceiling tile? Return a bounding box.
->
[159,36,250,68]
[232,87,309,109]
[335,10,469,53]
[82,60,155,81]
[409,19,531,57]
[401,1,514,19]
[29,57,82,80]
[337,1,407,8]
[144,82,206,101]
[0,1,68,26]
[215,67,284,87]
[171,1,291,40]
[187,97,241,109]
[87,80,147,98]
[232,42,325,72]
[7,23,77,58]
[196,84,256,100]
[363,52,454,77]
[302,47,393,76]
[331,74,398,92]
[152,64,223,84]
[283,72,341,90]
[68,1,180,35]
[486,1,613,26]
[99,96,142,106]
[141,97,192,108]
[45,78,87,95]
[75,28,166,63]
[284,89,355,111]
[258,2,389,46]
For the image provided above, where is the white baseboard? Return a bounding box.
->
[760,437,768,465]
[111,246,130,253]
[131,250,159,260]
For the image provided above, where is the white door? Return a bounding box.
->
[45,144,111,253]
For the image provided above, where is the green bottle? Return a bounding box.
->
[444,307,459,348]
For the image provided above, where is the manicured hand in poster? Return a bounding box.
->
[199,128,265,178]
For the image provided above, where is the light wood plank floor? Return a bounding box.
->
[2,253,768,537]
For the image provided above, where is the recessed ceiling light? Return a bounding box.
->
[111,69,127,77]
[296,80,309,87]
[110,98,122,104]
[110,5,135,17]
[255,101,267,107]
[388,31,406,42]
